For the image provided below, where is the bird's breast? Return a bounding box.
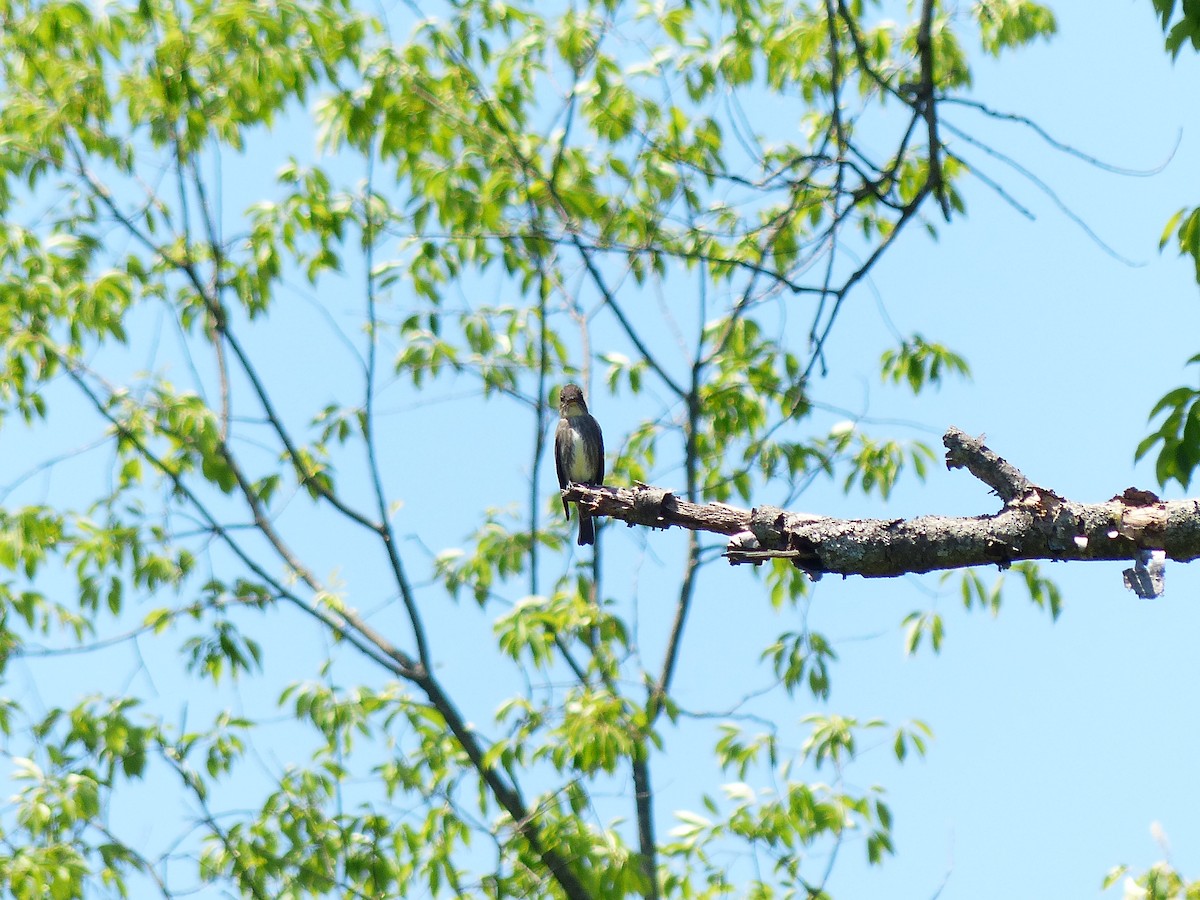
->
[565,423,598,481]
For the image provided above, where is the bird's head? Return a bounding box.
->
[558,383,589,417]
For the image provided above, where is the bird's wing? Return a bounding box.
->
[588,415,604,483]
[554,418,571,517]
[595,417,604,487]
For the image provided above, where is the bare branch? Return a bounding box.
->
[563,428,1197,584]
[915,0,951,219]
[941,97,1178,176]
[941,426,1031,501]
[940,119,1140,265]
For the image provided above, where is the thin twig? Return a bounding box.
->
[363,129,433,672]
[942,97,1178,176]
[940,119,1140,265]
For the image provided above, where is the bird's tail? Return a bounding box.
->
[577,512,595,546]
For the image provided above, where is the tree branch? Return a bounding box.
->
[915,0,950,219]
[562,427,1195,586]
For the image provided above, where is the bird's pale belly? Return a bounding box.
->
[565,427,598,481]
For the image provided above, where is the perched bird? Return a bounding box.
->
[554,383,605,546]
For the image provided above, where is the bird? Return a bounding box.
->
[554,383,605,546]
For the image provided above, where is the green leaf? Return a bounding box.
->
[1102,865,1129,890]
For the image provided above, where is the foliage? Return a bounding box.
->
[1137,356,1200,489]
[1105,860,1200,900]
[1145,1,1200,491]
[1150,0,1200,55]
[0,0,1069,897]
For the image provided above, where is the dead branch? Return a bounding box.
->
[562,426,1197,594]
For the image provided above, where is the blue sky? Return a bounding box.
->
[4,1,1200,897]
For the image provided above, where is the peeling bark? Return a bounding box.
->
[560,427,1199,587]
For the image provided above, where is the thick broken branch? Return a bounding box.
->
[561,427,1200,587]
[942,425,1032,501]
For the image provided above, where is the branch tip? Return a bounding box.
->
[942,425,1032,502]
